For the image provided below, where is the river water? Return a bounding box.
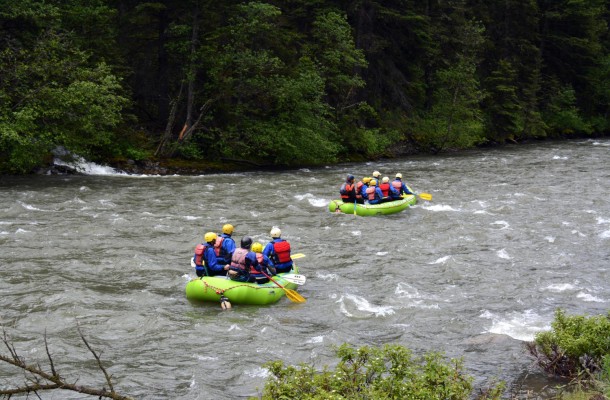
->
[1,139,609,399]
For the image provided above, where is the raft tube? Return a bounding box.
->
[185,267,300,305]
[328,194,416,216]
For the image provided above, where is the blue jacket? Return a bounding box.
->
[202,245,225,276]
[360,184,369,200]
[263,238,293,272]
[392,179,413,195]
[389,184,402,199]
[217,233,236,264]
[368,187,385,204]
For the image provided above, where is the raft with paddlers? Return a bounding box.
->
[185,266,304,305]
[329,194,417,216]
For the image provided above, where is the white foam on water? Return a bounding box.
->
[306,336,324,344]
[228,324,241,331]
[18,201,44,211]
[600,230,610,239]
[596,216,610,224]
[497,248,511,259]
[430,255,451,264]
[245,366,270,378]
[376,251,388,256]
[316,272,339,281]
[577,292,606,303]
[545,236,555,243]
[491,220,510,229]
[54,155,127,175]
[351,230,361,236]
[552,155,568,160]
[422,204,460,212]
[337,294,395,317]
[15,228,30,234]
[480,309,549,341]
[184,216,200,220]
[543,283,577,292]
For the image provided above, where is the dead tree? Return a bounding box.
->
[1,327,133,400]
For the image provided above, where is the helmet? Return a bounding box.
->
[222,224,234,234]
[382,176,389,183]
[370,179,377,186]
[241,236,252,248]
[204,232,217,243]
[270,227,281,238]
[396,173,402,179]
[252,242,263,253]
[363,177,371,184]
[373,171,380,178]
[347,174,354,181]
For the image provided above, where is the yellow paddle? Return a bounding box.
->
[261,271,306,303]
[291,253,306,260]
[418,193,433,201]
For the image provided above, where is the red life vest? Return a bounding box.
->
[366,186,377,200]
[230,248,249,271]
[213,236,225,256]
[272,240,291,263]
[355,181,364,199]
[340,182,355,199]
[252,253,264,274]
[379,182,390,196]
[194,244,205,265]
[392,180,402,192]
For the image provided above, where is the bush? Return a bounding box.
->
[253,343,503,400]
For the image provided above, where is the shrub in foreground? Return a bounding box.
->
[253,343,504,400]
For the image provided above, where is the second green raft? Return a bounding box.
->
[328,194,416,216]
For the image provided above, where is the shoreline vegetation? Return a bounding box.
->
[2,309,609,399]
[1,2,608,175]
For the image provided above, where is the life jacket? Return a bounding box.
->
[272,240,291,263]
[392,180,403,192]
[366,186,377,201]
[379,182,390,196]
[230,248,249,271]
[213,236,225,257]
[251,253,265,275]
[194,244,205,265]
[355,182,364,199]
[340,182,355,199]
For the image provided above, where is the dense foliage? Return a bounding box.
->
[1,1,608,173]
[253,343,504,400]
[527,309,610,397]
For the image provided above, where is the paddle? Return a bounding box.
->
[354,198,357,216]
[418,193,433,201]
[282,274,307,285]
[261,271,306,303]
[291,253,306,260]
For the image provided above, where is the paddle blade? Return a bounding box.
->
[419,193,432,201]
[282,274,306,285]
[285,288,306,303]
[291,253,306,260]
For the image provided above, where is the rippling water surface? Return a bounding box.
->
[1,139,609,399]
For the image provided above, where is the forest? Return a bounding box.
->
[0,0,608,174]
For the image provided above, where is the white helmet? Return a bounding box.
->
[373,171,381,178]
[382,176,389,183]
[396,173,402,179]
[270,227,281,238]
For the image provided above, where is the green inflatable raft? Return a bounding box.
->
[185,267,300,305]
[328,194,416,216]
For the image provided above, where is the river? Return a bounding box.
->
[1,139,609,399]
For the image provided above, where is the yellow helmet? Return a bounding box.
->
[396,173,403,179]
[204,232,217,243]
[270,227,281,238]
[373,171,380,178]
[370,179,377,186]
[252,242,263,253]
[222,224,234,234]
[382,176,389,183]
[362,177,371,184]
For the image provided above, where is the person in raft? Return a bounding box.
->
[359,177,371,202]
[381,176,402,201]
[339,174,357,203]
[392,173,414,196]
[227,236,258,282]
[365,179,386,205]
[372,170,381,183]
[354,177,368,204]
[263,227,293,274]
[193,232,228,277]
[214,223,236,265]
[250,242,276,284]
